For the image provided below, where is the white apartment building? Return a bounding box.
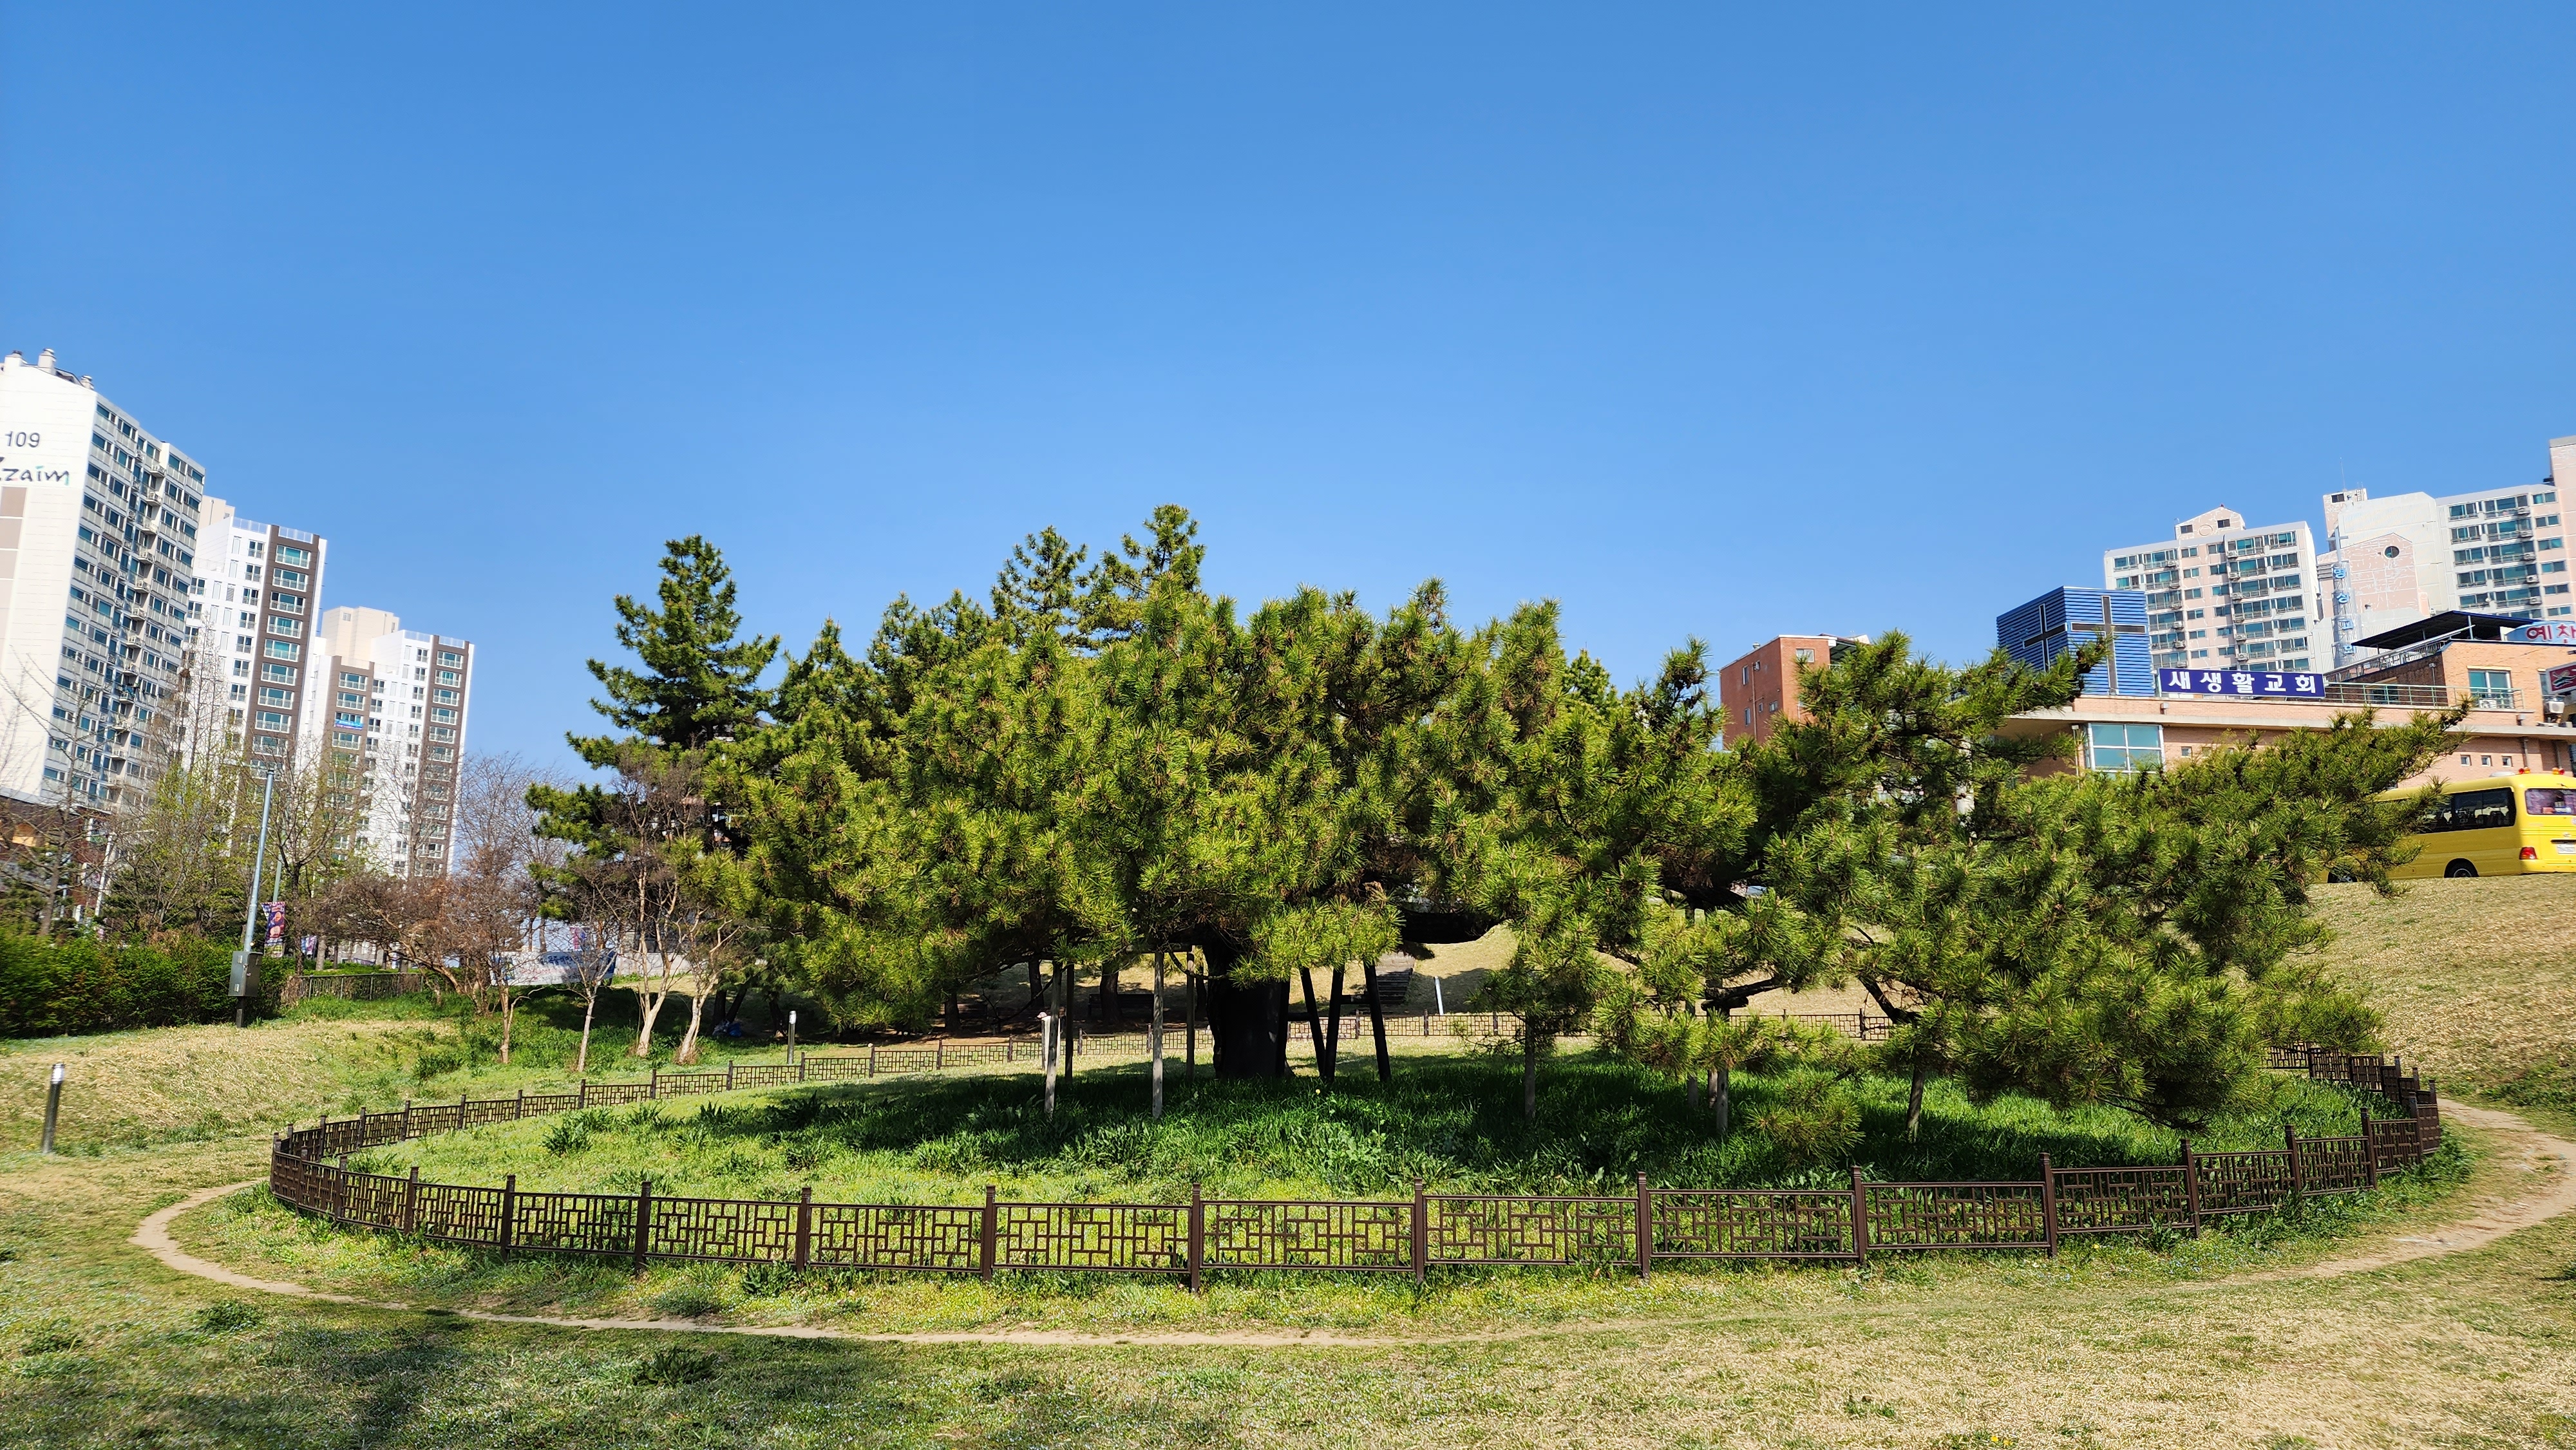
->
[2320,435,2576,665]
[0,349,212,807]
[319,607,473,875]
[187,497,330,764]
[2101,506,2323,673]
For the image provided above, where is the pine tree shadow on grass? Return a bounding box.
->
[579,1050,2379,1199]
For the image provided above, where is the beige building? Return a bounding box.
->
[318,606,473,874]
[2009,611,2576,788]
[2103,506,2322,673]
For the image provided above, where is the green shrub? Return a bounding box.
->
[0,930,235,1037]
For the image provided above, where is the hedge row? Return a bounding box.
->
[0,932,237,1038]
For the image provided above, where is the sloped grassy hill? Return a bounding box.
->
[2303,874,2576,1124]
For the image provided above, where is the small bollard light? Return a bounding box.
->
[787,1010,797,1064]
[41,1063,64,1154]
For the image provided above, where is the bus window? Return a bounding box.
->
[2527,788,2576,816]
[2442,787,2515,831]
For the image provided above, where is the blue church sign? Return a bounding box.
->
[2157,668,2325,697]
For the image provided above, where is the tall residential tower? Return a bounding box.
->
[2102,506,2322,673]
[0,349,211,807]
[319,607,474,874]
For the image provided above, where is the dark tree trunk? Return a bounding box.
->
[1027,961,1043,1008]
[1522,1026,1542,1122]
[1361,957,1390,1082]
[1323,964,1345,1082]
[1206,973,1289,1079]
[1298,967,1328,1068]
[1906,1057,1929,1140]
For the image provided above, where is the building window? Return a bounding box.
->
[2467,669,2515,708]
[2087,722,2164,773]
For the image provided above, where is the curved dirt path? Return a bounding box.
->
[130,1102,2575,1350]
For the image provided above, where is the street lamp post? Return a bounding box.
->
[234,767,276,1029]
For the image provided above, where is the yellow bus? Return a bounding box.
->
[2387,770,2576,878]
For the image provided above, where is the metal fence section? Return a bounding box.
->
[265,1042,2447,1286]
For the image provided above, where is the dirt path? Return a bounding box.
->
[129,1102,2576,1351]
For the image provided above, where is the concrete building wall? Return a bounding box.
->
[1719,634,1856,749]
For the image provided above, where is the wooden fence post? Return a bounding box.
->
[980,1186,998,1282]
[515,1089,525,1120]
[868,1044,878,1078]
[1635,1173,1653,1280]
[402,1099,413,1139]
[632,1178,653,1275]
[2180,1139,2202,1236]
[576,1082,587,1111]
[2038,1153,2058,1258]
[1188,1182,1205,1294]
[2285,1122,2305,1208]
[1412,1180,1429,1287]
[1850,1167,1870,1268]
[404,1166,420,1235]
[500,1174,516,1251]
[795,1187,812,1270]
[726,1062,736,1091]
[650,1066,660,1100]
[2360,1114,2380,1189]
[936,1041,945,1071]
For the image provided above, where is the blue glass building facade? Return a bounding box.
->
[1996,587,2155,695]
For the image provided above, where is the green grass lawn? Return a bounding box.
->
[339,1046,2404,1205]
[2,886,2573,1448]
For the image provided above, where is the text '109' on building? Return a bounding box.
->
[0,349,209,808]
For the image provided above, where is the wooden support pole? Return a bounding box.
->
[1323,963,1346,1084]
[1852,1167,1872,1268]
[1363,957,1392,1082]
[2181,1138,2202,1236]
[404,1166,420,1236]
[1412,1180,1429,1286]
[2285,1122,2304,1207]
[632,1178,652,1275]
[1635,1172,1653,1280]
[980,1186,998,1282]
[2038,1153,2058,1258]
[1188,1182,1204,1294]
[795,1187,812,1270]
[500,1174,516,1251]
[2361,1114,2379,1189]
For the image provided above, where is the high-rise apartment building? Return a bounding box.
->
[188,496,330,764]
[2320,436,2576,665]
[2103,506,2322,673]
[319,606,473,874]
[0,349,212,807]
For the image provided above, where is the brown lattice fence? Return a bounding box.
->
[267,1043,2444,1286]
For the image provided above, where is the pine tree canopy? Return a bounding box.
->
[547,507,2476,1126]
[571,535,780,764]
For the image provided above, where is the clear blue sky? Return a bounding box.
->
[6,5,2572,769]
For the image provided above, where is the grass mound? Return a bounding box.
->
[2304,875,2576,1125]
[352,1048,2401,1204]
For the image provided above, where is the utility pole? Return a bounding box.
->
[233,767,276,1028]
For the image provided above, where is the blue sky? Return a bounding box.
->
[5,5,2572,769]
